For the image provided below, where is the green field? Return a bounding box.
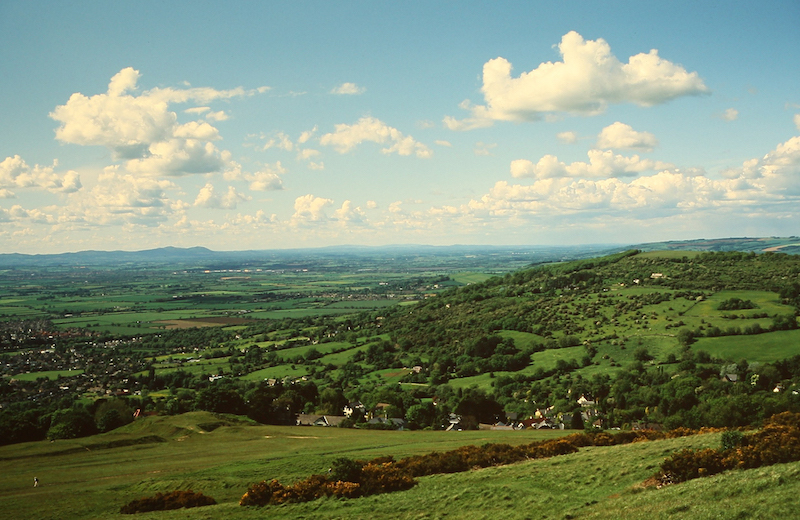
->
[239,364,312,381]
[11,369,84,381]
[694,329,800,363]
[0,412,796,520]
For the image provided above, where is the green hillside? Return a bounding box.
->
[1,412,798,520]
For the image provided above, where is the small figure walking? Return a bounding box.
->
[33,477,38,487]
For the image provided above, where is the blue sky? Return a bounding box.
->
[1,1,798,253]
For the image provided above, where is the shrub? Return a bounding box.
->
[655,412,800,486]
[239,479,286,506]
[659,448,729,483]
[121,490,216,514]
[720,430,744,450]
[329,457,362,483]
[360,462,416,495]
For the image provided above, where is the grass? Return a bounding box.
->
[239,364,311,381]
[450,272,494,285]
[2,412,794,520]
[693,329,800,363]
[11,369,84,381]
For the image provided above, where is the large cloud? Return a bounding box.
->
[320,117,432,158]
[510,150,673,179]
[50,67,264,175]
[445,31,709,129]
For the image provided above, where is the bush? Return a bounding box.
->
[329,457,362,483]
[721,430,744,450]
[240,479,287,506]
[360,462,416,495]
[655,412,800,485]
[121,490,216,514]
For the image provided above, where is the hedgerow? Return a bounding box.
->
[241,425,714,507]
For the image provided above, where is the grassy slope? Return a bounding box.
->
[2,412,798,520]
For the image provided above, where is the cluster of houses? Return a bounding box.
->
[294,394,608,431]
[479,395,603,431]
[296,400,408,429]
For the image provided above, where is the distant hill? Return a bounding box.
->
[0,244,619,268]
[0,237,796,268]
[632,236,800,254]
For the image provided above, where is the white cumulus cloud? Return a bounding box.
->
[320,117,432,158]
[125,139,226,176]
[445,31,709,128]
[194,183,250,209]
[331,82,366,95]
[292,194,333,222]
[332,200,367,224]
[241,162,286,191]
[511,150,673,180]
[67,167,178,226]
[49,67,265,176]
[0,155,82,195]
[596,122,658,151]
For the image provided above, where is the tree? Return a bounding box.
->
[329,457,362,483]
[318,387,347,415]
[94,398,133,432]
[47,407,97,439]
[570,410,585,430]
[454,388,503,425]
[195,385,246,415]
[405,402,435,430]
[677,328,695,347]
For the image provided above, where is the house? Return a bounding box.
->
[367,417,406,430]
[319,415,347,427]
[343,401,366,418]
[577,395,595,407]
[521,417,556,430]
[445,413,463,431]
[296,414,348,427]
[296,413,323,426]
[370,402,393,419]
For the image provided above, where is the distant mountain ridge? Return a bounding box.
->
[0,237,796,267]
